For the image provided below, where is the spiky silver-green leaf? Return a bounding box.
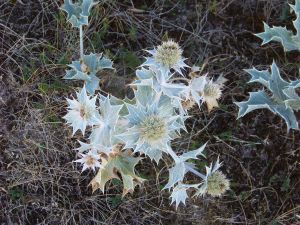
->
[61,0,97,28]
[64,53,113,94]
[236,62,300,131]
[255,0,300,52]
[133,68,188,100]
[170,183,199,209]
[89,94,123,153]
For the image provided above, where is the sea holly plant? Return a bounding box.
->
[60,0,230,208]
[236,62,300,130]
[255,0,300,52]
[236,0,300,131]
[64,53,113,94]
[62,0,113,94]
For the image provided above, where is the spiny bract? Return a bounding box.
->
[63,85,100,135]
[117,91,184,163]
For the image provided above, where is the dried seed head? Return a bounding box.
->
[139,115,167,142]
[85,155,97,167]
[207,171,230,197]
[182,98,196,110]
[202,81,223,112]
[203,82,222,100]
[154,40,183,67]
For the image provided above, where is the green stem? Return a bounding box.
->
[79,25,84,59]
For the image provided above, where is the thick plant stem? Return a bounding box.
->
[166,147,180,163]
[185,163,206,179]
[79,25,84,59]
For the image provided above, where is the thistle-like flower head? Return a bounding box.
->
[63,86,100,135]
[189,75,227,112]
[202,80,222,112]
[206,171,230,197]
[74,151,101,172]
[143,40,189,75]
[194,158,230,197]
[117,91,184,163]
[139,115,167,142]
[155,40,183,68]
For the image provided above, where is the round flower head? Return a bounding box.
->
[74,151,101,172]
[155,41,183,68]
[143,40,189,75]
[194,158,230,197]
[206,171,230,197]
[63,85,100,135]
[139,115,167,144]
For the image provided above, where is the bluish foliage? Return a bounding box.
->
[61,0,97,28]
[256,1,300,51]
[236,62,300,130]
[236,0,300,131]
[64,53,113,94]
[61,0,229,209]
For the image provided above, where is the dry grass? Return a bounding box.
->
[1,0,300,224]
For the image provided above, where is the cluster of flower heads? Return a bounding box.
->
[61,0,229,208]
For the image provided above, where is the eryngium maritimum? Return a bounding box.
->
[74,151,101,172]
[139,115,167,142]
[206,171,230,197]
[155,41,183,68]
[63,86,100,135]
[189,75,227,112]
[117,93,184,163]
[194,158,230,197]
[143,40,189,75]
[202,80,222,112]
